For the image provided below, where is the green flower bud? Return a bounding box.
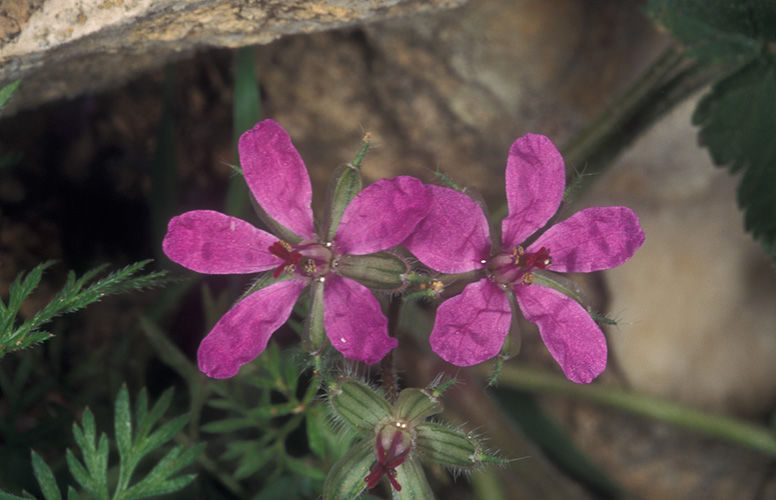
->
[393,457,434,500]
[394,388,442,423]
[415,422,480,469]
[303,278,326,355]
[329,378,392,436]
[323,164,363,241]
[322,136,370,240]
[335,252,410,291]
[322,440,373,500]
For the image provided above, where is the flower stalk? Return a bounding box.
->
[493,365,776,456]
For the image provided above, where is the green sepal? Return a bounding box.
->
[329,377,392,436]
[532,270,589,308]
[415,422,480,469]
[303,278,326,354]
[323,164,363,241]
[237,270,298,304]
[322,439,373,500]
[335,252,409,291]
[394,388,442,424]
[392,457,434,500]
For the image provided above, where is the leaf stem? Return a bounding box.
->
[493,365,776,456]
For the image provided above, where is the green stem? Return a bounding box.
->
[349,134,371,169]
[494,365,776,456]
[381,297,402,404]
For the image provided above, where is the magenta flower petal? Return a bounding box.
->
[501,134,566,247]
[403,184,491,274]
[515,285,606,384]
[528,206,645,273]
[197,279,307,379]
[333,176,429,255]
[239,120,316,240]
[323,275,397,364]
[429,279,511,366]
[163,210,281,274]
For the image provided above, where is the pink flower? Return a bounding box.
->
[404,134,644,383]
[163,120,428,378]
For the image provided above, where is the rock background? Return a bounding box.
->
[2,0,776,498]
[0,0,464,114]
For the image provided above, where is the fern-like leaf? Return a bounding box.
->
[0,261,168,357]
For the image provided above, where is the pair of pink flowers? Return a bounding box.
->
[163,120,644,383]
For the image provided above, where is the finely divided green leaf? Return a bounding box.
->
[1,261,168,357]
[115,385,133,461]
[31,451,61,500]
[692,56,776,262]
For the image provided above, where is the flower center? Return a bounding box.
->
[488,245,552,285]
[268,240,333,279]
[364,422,413,492]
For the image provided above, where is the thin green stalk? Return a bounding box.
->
[494,365,776,456]
[381,297,402,404]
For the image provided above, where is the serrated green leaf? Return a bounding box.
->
[692,56,776,262]
[66,487,78,500]
[31,451,61,500]
[647,0,771,64]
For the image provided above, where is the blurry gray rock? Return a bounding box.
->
[590,94,776,417]
[0,0,464,114]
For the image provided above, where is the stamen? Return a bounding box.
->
[269,240,302,278]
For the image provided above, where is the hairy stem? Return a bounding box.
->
[381,297,402,404]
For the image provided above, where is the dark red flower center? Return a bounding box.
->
[488,245,552,285]
[364,424,412,492]
[268,240,332,278]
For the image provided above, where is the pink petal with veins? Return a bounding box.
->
[501,134,566,247]
[429,279,511,366]
[403,184,491,274]
[197,279,307,379]
[515,285,607,384]
[529,206,645,273]
[334,176,429,255]
[239,120,316,240]
[323,275,397,364]
[163,210,281,274]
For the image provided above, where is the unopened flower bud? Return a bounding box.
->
[329,378,391,436]
[335,252,410,291]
